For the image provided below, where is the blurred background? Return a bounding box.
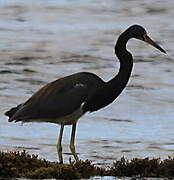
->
[0,0,174,165]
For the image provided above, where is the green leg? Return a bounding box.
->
[57,125,64,164]
[69,123,79,161]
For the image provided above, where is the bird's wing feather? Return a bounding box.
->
[7,72,103,122]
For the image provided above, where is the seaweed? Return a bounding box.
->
[0,151,104,179]
[1,151,174,179]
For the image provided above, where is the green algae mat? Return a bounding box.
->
[0,151,174,179]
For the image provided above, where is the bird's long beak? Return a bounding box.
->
[142,34,166,54]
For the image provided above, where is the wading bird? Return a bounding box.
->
[5,25,166,163]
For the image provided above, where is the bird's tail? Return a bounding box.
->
[5,105,21,122]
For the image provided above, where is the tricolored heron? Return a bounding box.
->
[5,25,166,163]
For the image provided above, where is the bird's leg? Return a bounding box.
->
[69,123,79,161]
[57,124,64,164]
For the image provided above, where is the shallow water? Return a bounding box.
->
[0,0,174,166]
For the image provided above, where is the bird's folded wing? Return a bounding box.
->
[8,77,89,122]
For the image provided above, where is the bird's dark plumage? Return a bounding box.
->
[6,72,105,123]
[5,25,166,163]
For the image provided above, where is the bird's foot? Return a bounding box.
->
[59,160,63,164]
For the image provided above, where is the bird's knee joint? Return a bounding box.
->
[69,144,75,152]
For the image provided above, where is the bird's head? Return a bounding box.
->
[128,25,166,54]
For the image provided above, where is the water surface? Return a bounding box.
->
[0,0,174,165]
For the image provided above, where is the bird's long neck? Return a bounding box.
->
[84,31,133,112]
[107,32,133,98]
